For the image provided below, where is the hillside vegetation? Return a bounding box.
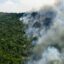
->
[0,13,32,64]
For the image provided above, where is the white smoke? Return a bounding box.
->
[20,0,64,64]
[28,47,63,64]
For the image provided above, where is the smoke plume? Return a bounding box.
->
[20,0,64,64]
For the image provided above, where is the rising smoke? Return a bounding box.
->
[20,0,64,64]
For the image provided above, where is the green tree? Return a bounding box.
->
[0,13,32,64]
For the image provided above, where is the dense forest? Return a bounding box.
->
[0,12,32,64]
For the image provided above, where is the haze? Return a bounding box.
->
[0,0,58,13]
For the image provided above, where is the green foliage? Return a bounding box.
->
[0,13,32,64]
